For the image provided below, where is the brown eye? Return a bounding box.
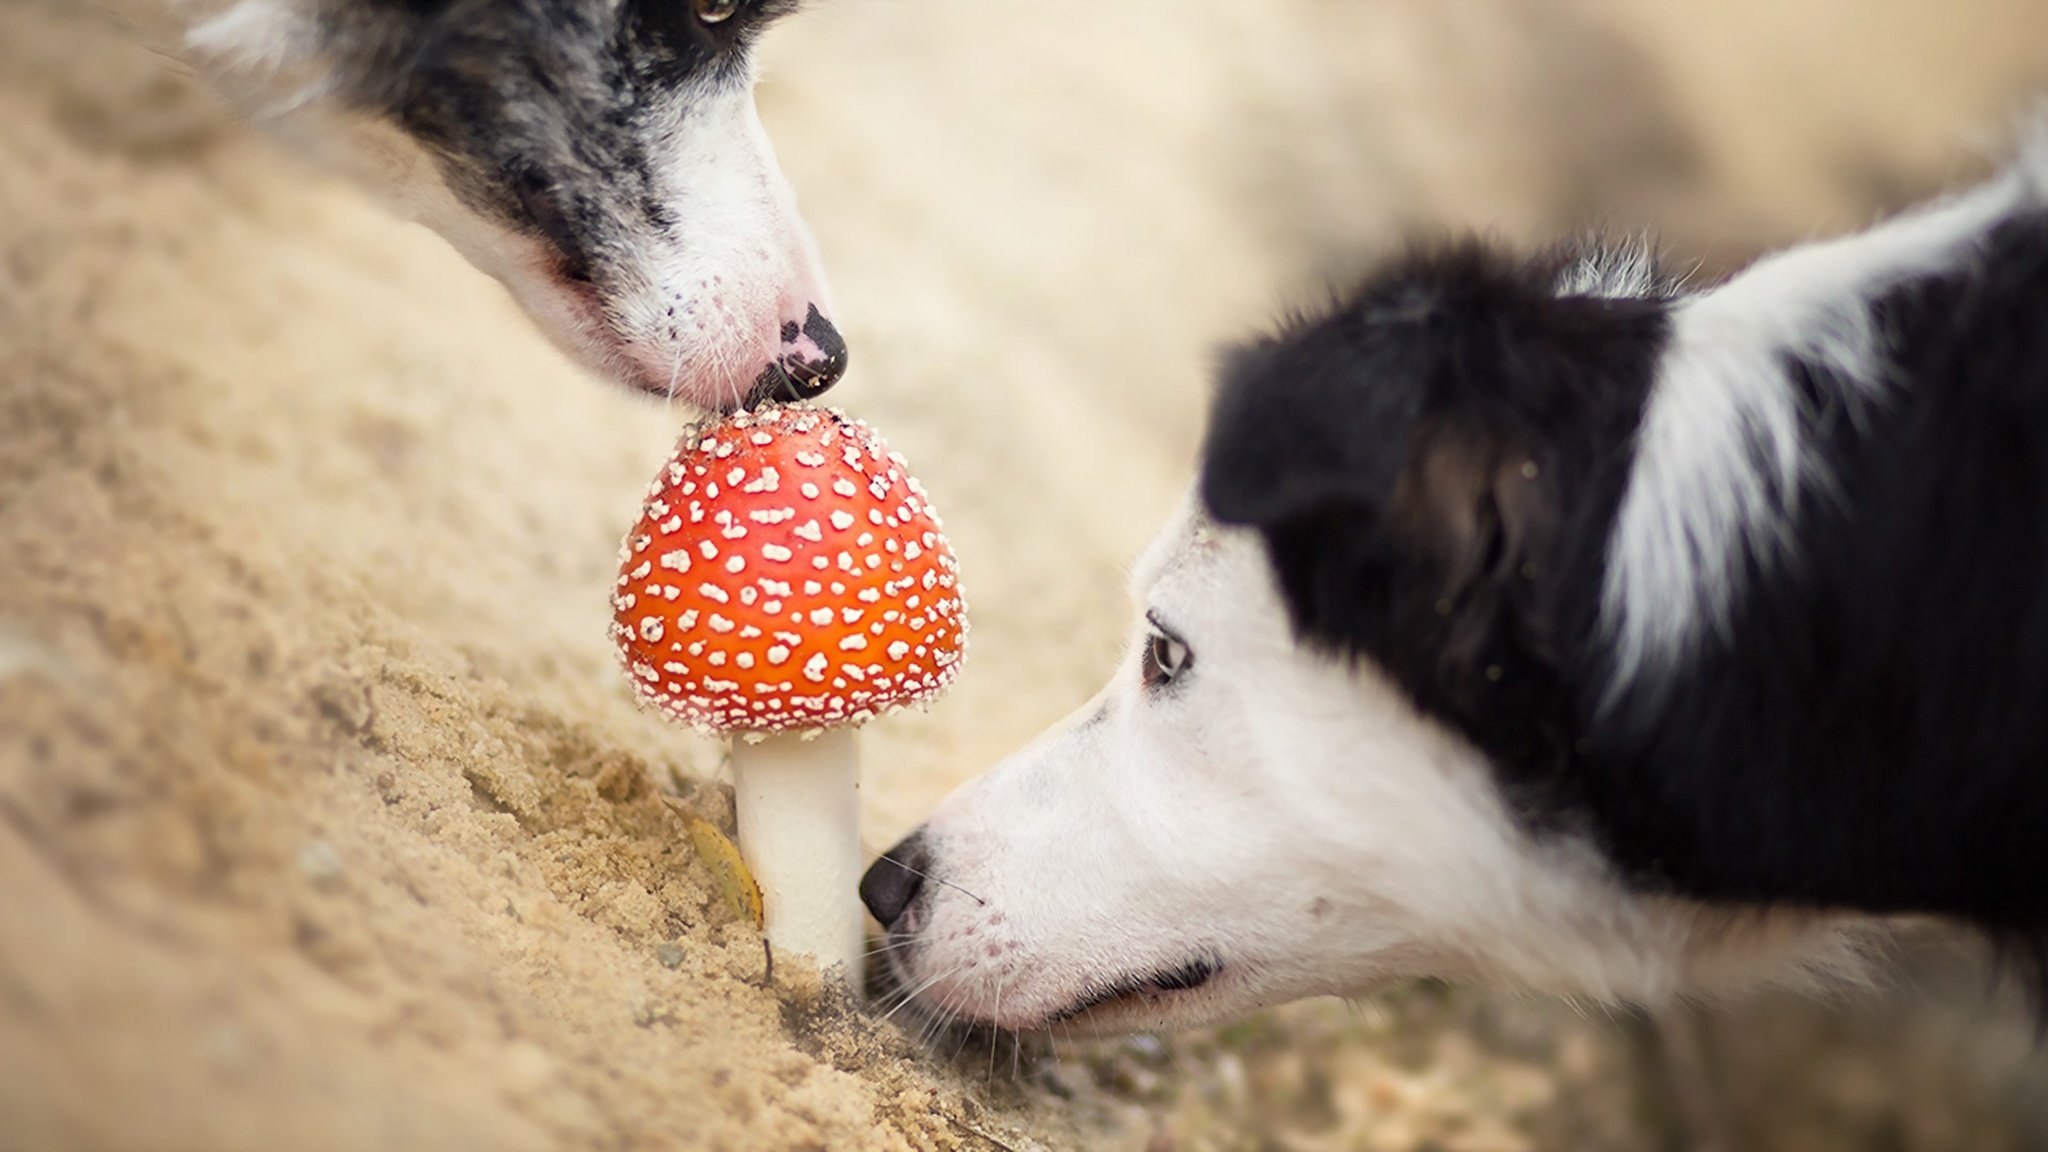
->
[694,0,739,23]
[1141,631,1191,690]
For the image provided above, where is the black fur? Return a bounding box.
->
[1202,206,2048,976]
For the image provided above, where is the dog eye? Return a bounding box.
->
[694,0,739,23]
[1141,632,1191,690]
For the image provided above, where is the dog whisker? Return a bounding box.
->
[877,959,970,1027]
[876,852,987,906]
[987,970,1005,1083]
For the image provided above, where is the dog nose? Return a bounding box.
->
[786,305,848,395]
[860,830,928,928]
[749,304,848,408]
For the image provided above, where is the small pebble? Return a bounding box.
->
[655,941,686,969]
[630,991,670,1028]
[1125,1034,1169,1064]
[295,840,344,889]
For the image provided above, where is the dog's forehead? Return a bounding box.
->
[1128,492,1252,605]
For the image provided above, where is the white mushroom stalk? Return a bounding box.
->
[730,728,861,975]
[612,405,968,989]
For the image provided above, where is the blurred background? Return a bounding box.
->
[3,0,2047,1148]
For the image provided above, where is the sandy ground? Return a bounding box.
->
[4,0,2048,1148]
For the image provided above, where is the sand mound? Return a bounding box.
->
[4,1,2046,1148]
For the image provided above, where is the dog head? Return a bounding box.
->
[863,242,1857,1035]
[183,0,842,409]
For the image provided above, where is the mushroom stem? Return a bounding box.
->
[730,727,864,986]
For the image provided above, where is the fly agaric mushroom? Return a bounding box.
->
[612,405,966,986]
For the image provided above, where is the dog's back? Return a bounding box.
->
[1590,170,2048,933]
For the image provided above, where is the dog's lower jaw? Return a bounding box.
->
[882,889,1866,1039]
[883,958,1236,1038]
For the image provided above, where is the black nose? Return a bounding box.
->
[789,305,848,394]
[860,830,928,928]
[748,305,848,408]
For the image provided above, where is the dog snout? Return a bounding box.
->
[860,830,929,929]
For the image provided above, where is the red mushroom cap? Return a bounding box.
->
[612,405,967,735]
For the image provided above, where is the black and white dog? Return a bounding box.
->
[118,0,843,408]
[863,133,2048,1034]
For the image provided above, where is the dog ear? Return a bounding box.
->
[1198,291,1563,675]
[1199,329,1429,531]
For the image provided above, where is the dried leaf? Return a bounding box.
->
[685,815,764,929]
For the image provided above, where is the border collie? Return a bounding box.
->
[861,131,2048,1034]
[113,0,844,409]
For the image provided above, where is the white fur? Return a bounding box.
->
[1554,235,1672,299]
[182,0,317,88]
[888,498,1857,1035]
[1603,139,2048,692]
[605,79,835,409]
[118,0,834,408]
